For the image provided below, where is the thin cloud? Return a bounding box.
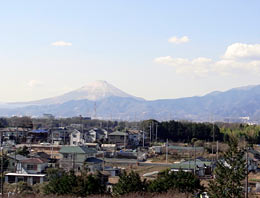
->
[51,41,72,47]
[155,56,212,76]
[168,36,189,44]
[155,43,260,76]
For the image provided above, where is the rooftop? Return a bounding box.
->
[59,146,97,154]
[109,131,128,136]
[21,158,48,164]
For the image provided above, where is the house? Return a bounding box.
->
[5,156,48,185]
[18,158,48,174]
[16,144,62,159]
[104,167,121,177]
[51,127,70,145]
[85,143,99,150]
[0,127,28,144]
[171,159,212,177]
[26,129,49,144]
[85,157,103,172]
[101,144,116,151]
[59,146,97,171]
[70,129,85,146]
[128,130,142,146]
[86,128,108,143]
[108,131,128,146]
[5,173,46,185]
[7,154,29,172]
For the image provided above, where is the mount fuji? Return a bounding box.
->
[8,80,144,107]
[1,81,260,122]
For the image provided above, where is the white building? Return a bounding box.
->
[70,129,85,146]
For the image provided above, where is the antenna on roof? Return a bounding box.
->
[94,102,97,119]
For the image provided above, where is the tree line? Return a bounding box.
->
[141,119,224,143]
[43,168,203,196]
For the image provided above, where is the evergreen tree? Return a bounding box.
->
[113,170,147,195]
[208,138,246,198]
[44,169,105,196]
[148,169,203,194]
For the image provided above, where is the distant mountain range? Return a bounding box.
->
[1,80,260,122]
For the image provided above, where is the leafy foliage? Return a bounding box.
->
[208,138,246,198]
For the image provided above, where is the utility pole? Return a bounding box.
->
[194,145,196,175]
[51,128,53,159]
[166,139,168,164]
[216,141,219,160]
[189,150,191,170]
[212,121,215,157]
[155,123,158,142]
[149,124,152,146]
[0,131,3,198]
[124,132,126,150]
[142,129,145,148]
[102,151,105,171]
[94,102,97,119]
[245,148,248,198]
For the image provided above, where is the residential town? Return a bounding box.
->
[1,116,260,197]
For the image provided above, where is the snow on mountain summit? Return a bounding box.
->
[73,80,138,101]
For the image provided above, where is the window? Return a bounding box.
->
[63,154,68,158]
[27,164,37,170]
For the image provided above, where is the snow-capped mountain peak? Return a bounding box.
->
[8,80,144,106]
[73,80,139,101]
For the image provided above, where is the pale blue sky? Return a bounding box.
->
[1,0,260,102]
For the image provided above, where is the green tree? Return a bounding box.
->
[44,169,105,196]
[208,138,246,198]
[113,170,147,195]
[16,146,30,157]
[148,169,203,194]
[44,170,76,195]
[73,172,105,196]
[0,118,8,128]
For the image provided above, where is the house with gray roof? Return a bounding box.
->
[171,159,212,177]
[108,131,128,145]
[7,154,28,172]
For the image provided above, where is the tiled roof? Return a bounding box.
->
[21,158,48,164]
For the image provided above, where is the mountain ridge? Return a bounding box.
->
[1,82,260,122]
